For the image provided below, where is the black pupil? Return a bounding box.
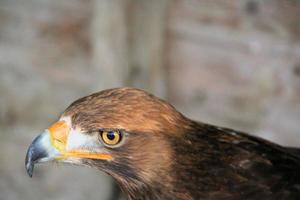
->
[107,131,116,140]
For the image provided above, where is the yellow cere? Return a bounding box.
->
[48,121,69,152]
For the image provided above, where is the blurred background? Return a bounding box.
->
[0,0,300,199]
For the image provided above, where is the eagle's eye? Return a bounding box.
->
[100,130,122,146]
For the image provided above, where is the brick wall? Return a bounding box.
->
[167,0,300,146]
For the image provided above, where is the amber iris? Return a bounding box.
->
[101,130,122,146]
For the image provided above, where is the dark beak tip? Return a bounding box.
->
[25,133,47,178]
[25,163,33,178]
[25,159,34,178]
[25,144,35,178]
[25,153,33,178]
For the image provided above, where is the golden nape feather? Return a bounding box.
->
[26,87,300,200]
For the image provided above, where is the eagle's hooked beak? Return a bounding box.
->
[25,120,112,177]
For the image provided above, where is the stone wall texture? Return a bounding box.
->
[0,0,299,200]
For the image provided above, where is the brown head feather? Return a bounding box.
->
[63,87,190,134]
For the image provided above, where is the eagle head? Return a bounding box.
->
[25,88,192,199]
